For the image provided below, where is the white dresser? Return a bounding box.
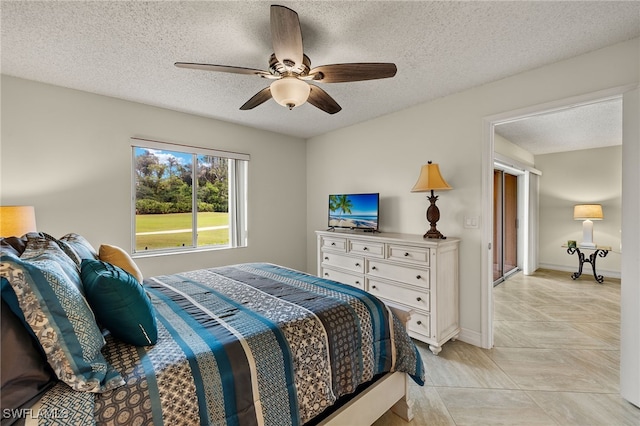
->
[316,230,460,355]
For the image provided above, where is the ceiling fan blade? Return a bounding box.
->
[308,85,342,114]
[309,63,397,83]
[239,87,272,110]
[175,62,271,77]
[270,5,304,68]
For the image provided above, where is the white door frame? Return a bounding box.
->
[480,85,634,350]
[620,87,640,407]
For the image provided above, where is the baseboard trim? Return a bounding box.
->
[457,327,483,348]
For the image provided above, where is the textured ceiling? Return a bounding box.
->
[495,98,623,155]
[1,1,639,146]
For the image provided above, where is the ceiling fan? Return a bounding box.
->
[175,4,397,114]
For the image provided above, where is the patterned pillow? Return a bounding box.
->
[0,238,124,393]
[22,233,83,293]
[39,232,83,268]
[59,233,99,261]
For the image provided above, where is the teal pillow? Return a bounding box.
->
[0,246,124,393]
[80,259,157,346]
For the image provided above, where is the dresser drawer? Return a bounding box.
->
[321,268,365,290]
[368,279,429,311]
[321,252,365,273]
[407,311,431,338]
[321,236,347,252]
[367,260,429,289]
[387,244,430,265]
[349,240,384,258]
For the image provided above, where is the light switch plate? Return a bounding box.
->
[464,216,479,229]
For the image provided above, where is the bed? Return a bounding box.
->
[1,233,424,426]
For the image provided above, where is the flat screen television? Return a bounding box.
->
[328,193,379,231]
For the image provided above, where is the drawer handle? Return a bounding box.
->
[416,275,422,280]
[355,281,361,285]
[324,273,329,277]
[371,285,377,289]
[404,252,410,257]
[417,320,422,325]
[416,297,422,302]
[331,242,336,246]
[363,247,368,251]
[324,256,329,260]
[372,266,377,270]
[355,263,361,267]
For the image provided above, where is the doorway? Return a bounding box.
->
[481,86,639,406]
[481,87,632,350]
[493,169,518,284]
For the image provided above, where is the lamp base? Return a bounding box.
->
[579,242,597,249]
[424,229,446,239]
[580,219,596,249]
[424,191,446,239]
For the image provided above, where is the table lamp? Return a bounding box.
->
[573,204,603,249]
[411,161,452,239]
[0,206,37,237]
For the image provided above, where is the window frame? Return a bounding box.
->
[130,137,249,256]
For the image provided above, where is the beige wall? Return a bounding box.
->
[1,75,308,277]
[306,38,639,342]
[536,146,622,276]
[494,133,535,167]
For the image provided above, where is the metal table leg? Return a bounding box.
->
[567,247,609,283]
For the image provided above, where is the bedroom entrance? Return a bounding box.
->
[482,85,640,407]
[493,169,518,284]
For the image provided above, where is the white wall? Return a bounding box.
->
[620,87,640,407]
[306,37,639,342]
[494,133,535,167]
[536,146,622,276]
[1,76,308,277]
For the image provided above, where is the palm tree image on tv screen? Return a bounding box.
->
[328,194,379,231]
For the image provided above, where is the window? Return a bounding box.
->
[131,138,248,254]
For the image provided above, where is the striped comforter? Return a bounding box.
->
[36,263,424,426]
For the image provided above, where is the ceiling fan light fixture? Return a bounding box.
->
[270,77,310,110]
[176,6,396,114]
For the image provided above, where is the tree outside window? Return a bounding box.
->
[132,140,247,254]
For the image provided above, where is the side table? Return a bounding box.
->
[565,246,611,284]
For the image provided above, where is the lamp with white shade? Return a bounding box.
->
[0,205,37,237]
[573,204,603,249]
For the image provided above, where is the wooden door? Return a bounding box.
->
[494,170,518,283]
[503,173,518,275]
[493,171,503,282]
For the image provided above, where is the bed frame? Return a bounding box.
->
[319,303,415,425]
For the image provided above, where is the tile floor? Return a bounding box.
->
[374,269,640,425]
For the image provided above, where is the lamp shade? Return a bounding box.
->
[270,77,310,109]
[573,204,603,220]
[411,162,452,192]
[0,206,37,237]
